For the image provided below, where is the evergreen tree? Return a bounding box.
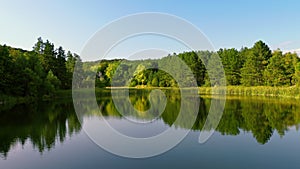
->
[33,37,45,54]
[218,48,243,85]
[283,52,298,86]
[178,51,206,86]
[241,41,271,86]
[55,46,67,89]
[0,45,13,95]
[206,52,226,86]
[41,40,56,73]
[264,50,285,86]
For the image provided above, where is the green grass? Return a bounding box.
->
[199,86,300,99]
[2,86,299,107]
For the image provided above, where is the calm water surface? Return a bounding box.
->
[1,90,300,169]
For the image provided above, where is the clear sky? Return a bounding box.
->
[1,0,300,60]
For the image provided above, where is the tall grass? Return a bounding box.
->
[199,86,300,99]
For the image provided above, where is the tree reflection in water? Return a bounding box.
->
[1,89,300,158]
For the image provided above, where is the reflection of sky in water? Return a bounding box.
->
[2,126,300,169]
[2,96,300,168]
[104,117,169,138]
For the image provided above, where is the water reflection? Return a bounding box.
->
[96,90,300,145]
[1,90,300,158]
[0,101,81,158]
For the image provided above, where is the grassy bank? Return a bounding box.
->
[105,86,300,99]
[2,86,300,107]
[199,86,300,98]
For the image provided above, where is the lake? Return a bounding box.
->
[1,89,300,169]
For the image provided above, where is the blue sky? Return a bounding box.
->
[1,0,300,60]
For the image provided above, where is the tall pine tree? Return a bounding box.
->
[241,41,271,86]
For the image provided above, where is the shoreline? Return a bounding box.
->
[1,86,300,106]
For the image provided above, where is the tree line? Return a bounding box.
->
[92,40,300,88]
[0,37,82,98]
[1,39,300,99]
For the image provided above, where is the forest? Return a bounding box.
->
[90,40,300,88]
[0,37,81,100]
[1,38,300,100]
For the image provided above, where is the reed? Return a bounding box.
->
[199,86,300,99]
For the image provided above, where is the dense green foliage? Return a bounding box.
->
[89,40,300,88]
[1,39,300,101]
[0,38,82,100]
[240,41,272,86]
[91,51,216,88]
